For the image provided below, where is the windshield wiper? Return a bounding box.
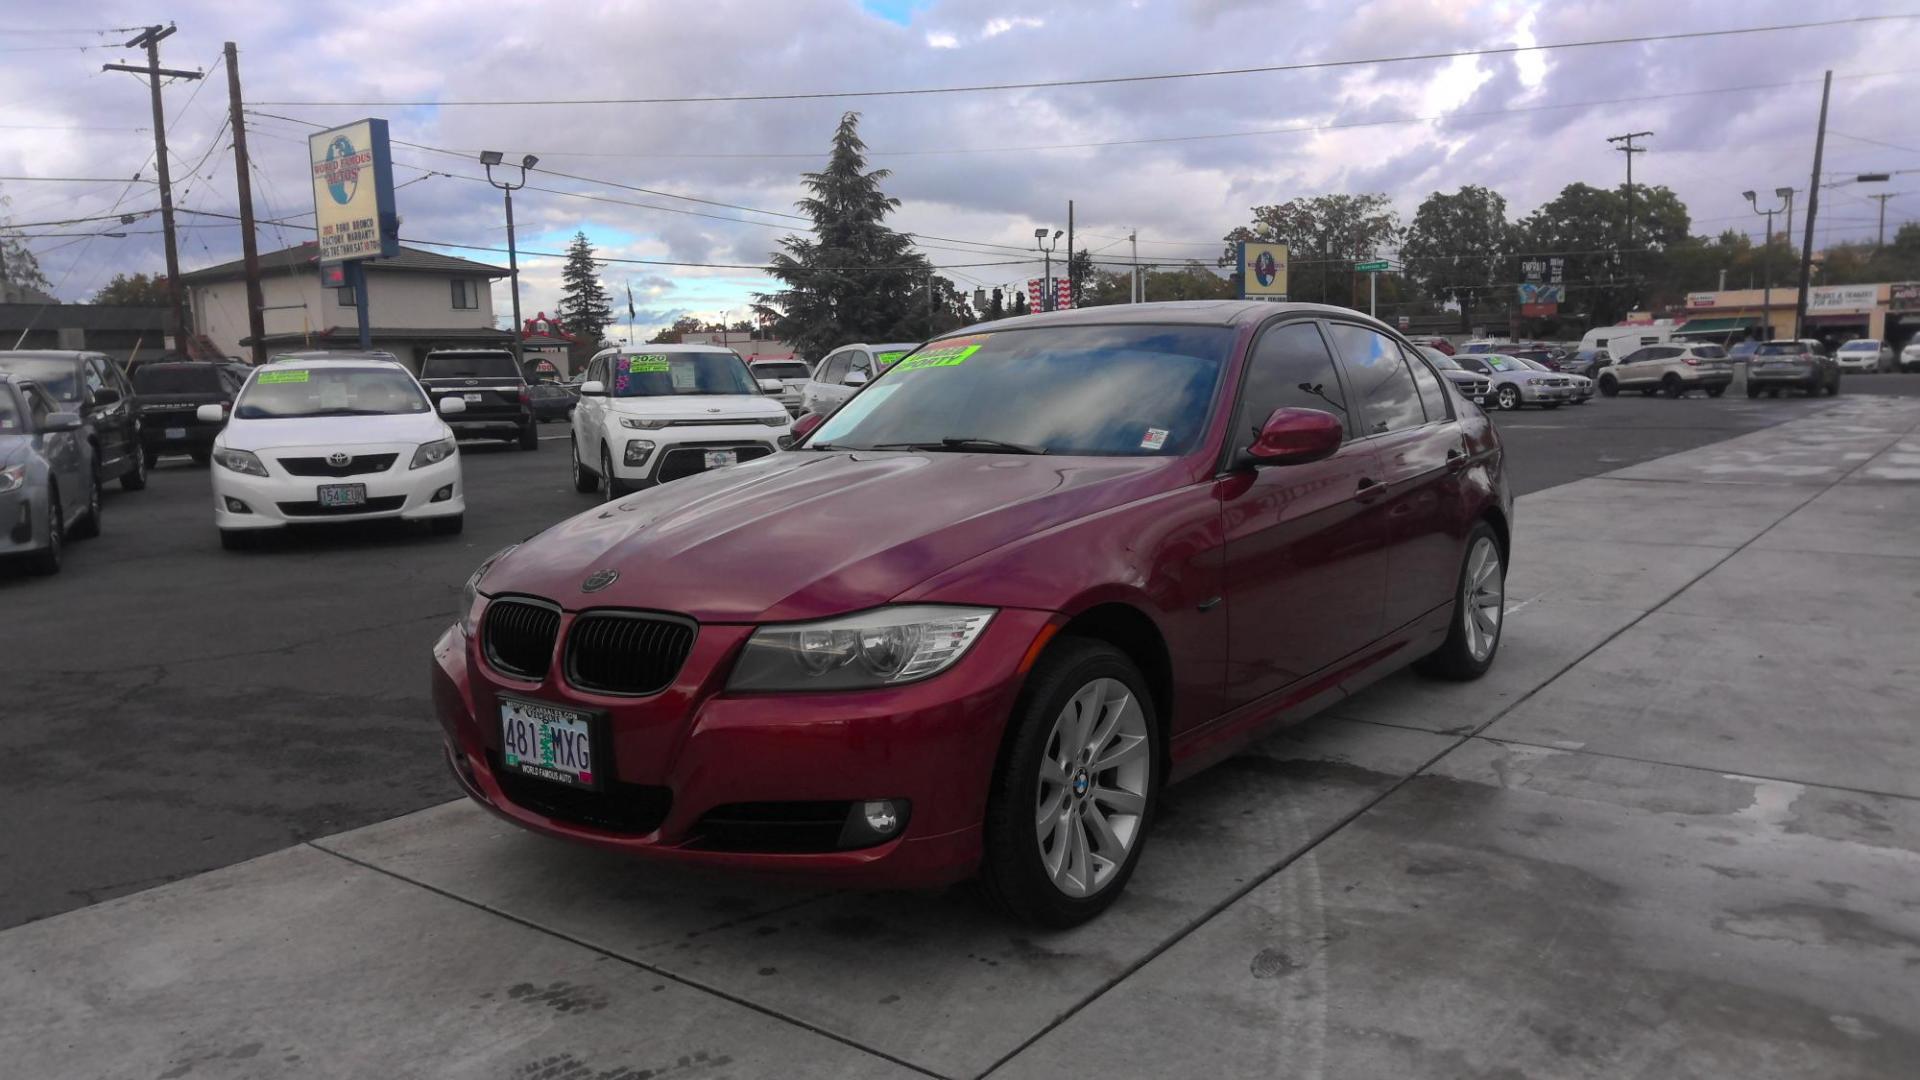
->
[868,437,1047,455]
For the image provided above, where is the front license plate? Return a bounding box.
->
[464,392,484,402]
[165,427,186,439]
[317,483,366,508]
[703,449,738,469]
[499,698,599,788]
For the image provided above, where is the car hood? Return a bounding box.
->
[484,450,1178,622]
[218,411,451,451]
[605,394,787,421]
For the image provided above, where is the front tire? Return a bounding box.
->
[69,472,101,540]
[28,487,63,575]
[1598,376,1619,398]
[1747,384,1761,399]
[1661,374,1684,398]
[119,444,147,490]
[979,637,1160,928]
[1415,521,1505,682]
[570,438,598,493]
[1705,384,1725,398]
[219,528,257,551]
[430,514,464,536]
[600,444,627,500]
[1494,384,1521,411]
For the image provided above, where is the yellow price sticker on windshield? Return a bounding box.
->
[257,370,310,384]
[627,354,670,373]
[895,337,986,372]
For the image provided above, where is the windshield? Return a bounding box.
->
[0,388,20,433]
[1481,355,1521,372]
[1838,340,1879,351]
[234,367,431,419]
[1421,349,1459,369]
[753,362,812,381]
[1514,357,1553,372]
[420,352,522,380]
[809,325,1232,456]
[134,365,224,395]
[610,351,759,397]
[0,357,79,401]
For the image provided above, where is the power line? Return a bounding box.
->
[0,175,157,183]
[252,15,1917,107]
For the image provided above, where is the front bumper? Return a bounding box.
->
[608,426,786,485]
[211,451,465,530]
[1520,383,1575,403]
[432,604,1056,887]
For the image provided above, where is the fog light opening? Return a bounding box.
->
[624,439,655,466]
[777,434,795,450]
[223,497,252,514]
[837,798,910,849]
[431,484,454,503]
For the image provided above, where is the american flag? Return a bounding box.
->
[1055,278,1073,311]
[1027,278,1045,311]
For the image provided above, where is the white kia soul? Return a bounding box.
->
[570,344,792,498]
[205,356,467,549]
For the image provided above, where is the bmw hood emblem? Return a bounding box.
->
[581,569,620,593]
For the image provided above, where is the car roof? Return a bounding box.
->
[0,350,88,364]
[837,341,921,351]
[592,343,739,354]
[949,299,1397,337]
[251,357,406,371]
[269,350,399,362]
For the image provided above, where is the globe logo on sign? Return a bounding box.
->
[1254,250,1278,287]
[324,135,359,205]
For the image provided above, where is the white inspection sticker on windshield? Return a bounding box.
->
[1140,428,1169,451]
[813,384,902,443]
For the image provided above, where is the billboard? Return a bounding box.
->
[309,118,398,265]
[1237,242,1288,299]
[1807,284,1877,314]
[1890,282,1920,313]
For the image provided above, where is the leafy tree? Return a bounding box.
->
[1401,186,1513,333]
[1516,182,1689,324]
[985,286,1005,321]
[1220,194,1400,306]
[1009,289,1030,316]
[92,271,170,306]
[647,315,708,344]
[0,187,53,300]
[556,232,613,350]
[756,112,930,359]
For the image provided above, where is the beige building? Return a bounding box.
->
[181,242,511,369]
[1683,282,1915,345]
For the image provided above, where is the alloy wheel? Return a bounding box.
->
[1034,677,1150,899]
[1462,535,1504,662]
[1496,384,1519,410]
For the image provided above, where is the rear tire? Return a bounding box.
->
[1705,385,1725,398]
[190,449,211,466]
[430,514,465,536]
[518,423,538,451]
[1661,374,1684,398]
[119,444,147,490]
[570,438,598,493]
[143,445,160,468]
[1746,384,1761,399]
[978,637,1160,928]
[1415,520,1505,682]
[1598,376,1619,398]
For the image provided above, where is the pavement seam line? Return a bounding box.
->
[302,840,954,1080]
[1463,733,1920,805]
[974,404,1904,1079]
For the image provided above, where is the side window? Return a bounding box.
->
[26,386,54,427]
[81,359,107,397]
[844,351,873,382]
[1402,346,1450,422]
[819,351,850,384]
[1620,348,1650,365]
[1234,320,1351,455]
[108,359,135,397]
[1457,355,1491,375]
[1327,324,1424,435]
[451,279,479,310]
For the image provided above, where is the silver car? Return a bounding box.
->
[800,341,921,418]
[1419,347,1492,406]
[750,359,815,417]
[1,373,100,575]
[1454,353,1576,410]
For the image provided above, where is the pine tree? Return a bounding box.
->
[556,232,613,350]
[756,113,930,359]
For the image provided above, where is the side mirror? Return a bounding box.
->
[42,412,84,433]
[195,403,227,424]
[578,380,605,396]
[790,412,826,442]
[1244,407,1344,468]
[844,369,870,387]
[438,395,468,415]
[757,378,784,394]
[91,387,122,407]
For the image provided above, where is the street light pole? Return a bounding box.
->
[1033,228,1061,311]
[482,151,539,368]
[1745,189,1789,341]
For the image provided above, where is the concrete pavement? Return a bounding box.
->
[2,397,1916,1079]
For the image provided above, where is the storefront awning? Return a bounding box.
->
[1675,316,1758,337]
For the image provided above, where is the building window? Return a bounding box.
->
[337,286,357,307]
[451,279,479,310]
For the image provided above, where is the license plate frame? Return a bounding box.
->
[164,426,186,440]
[703,449,738,469]
[498,696,604,790]
[463,392,484,402]
[316,483,367,508]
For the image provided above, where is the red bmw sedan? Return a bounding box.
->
[432,301,1513,926]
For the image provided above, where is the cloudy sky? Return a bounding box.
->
[1,1,1912,339]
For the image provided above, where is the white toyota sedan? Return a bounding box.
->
[204,356,467,549]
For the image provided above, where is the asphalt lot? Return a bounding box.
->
[0,379,1913,931]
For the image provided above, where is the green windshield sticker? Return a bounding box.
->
[627,354,670,373]
[895,339,984,371]
[875,350,908,367]
[257,370,310,384]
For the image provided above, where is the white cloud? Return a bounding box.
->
[926,31,960,48]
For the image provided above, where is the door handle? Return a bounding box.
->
[1355,476,1389,503]
[1446,448,1469,472]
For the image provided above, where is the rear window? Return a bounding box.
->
[1838,340,1879,351]
[1754,342,1805,356]
[133,364,225,395]
[421,352,522,380]
[1690,345,1728,359]
[753,363,812,380]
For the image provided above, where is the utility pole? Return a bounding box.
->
[1868,193,1895,247]
[1065,200,1074,308]
[1744,190,1787,341]
[1607,130,1652,310]
[104,24,200,357]
[1781,187,1797,239]
[1794,72,1832,341]
[222,42,266,365]
[1129,230,1139,303]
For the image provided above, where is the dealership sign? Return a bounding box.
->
[1890,282,1920,312]
[309,118,398,265]
[1687,292,1717,308]
[1807,284,1878,314]
[1237,242,1289,300]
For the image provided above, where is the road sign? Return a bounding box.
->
[1354,260,1390,272]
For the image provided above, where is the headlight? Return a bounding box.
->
[757,416,789,427]
[620,417,670,430]
[460,543,518,634]
[727,605,995,692]
[212,448,268,477]
[0,465,25,494]
[410,437,457,469]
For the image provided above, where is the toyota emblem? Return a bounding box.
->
[581,569,620,593]
[326,452,352,467]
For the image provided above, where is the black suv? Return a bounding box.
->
[418,349,536,450]
[131,361,244,465]
[0,350,148,491]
